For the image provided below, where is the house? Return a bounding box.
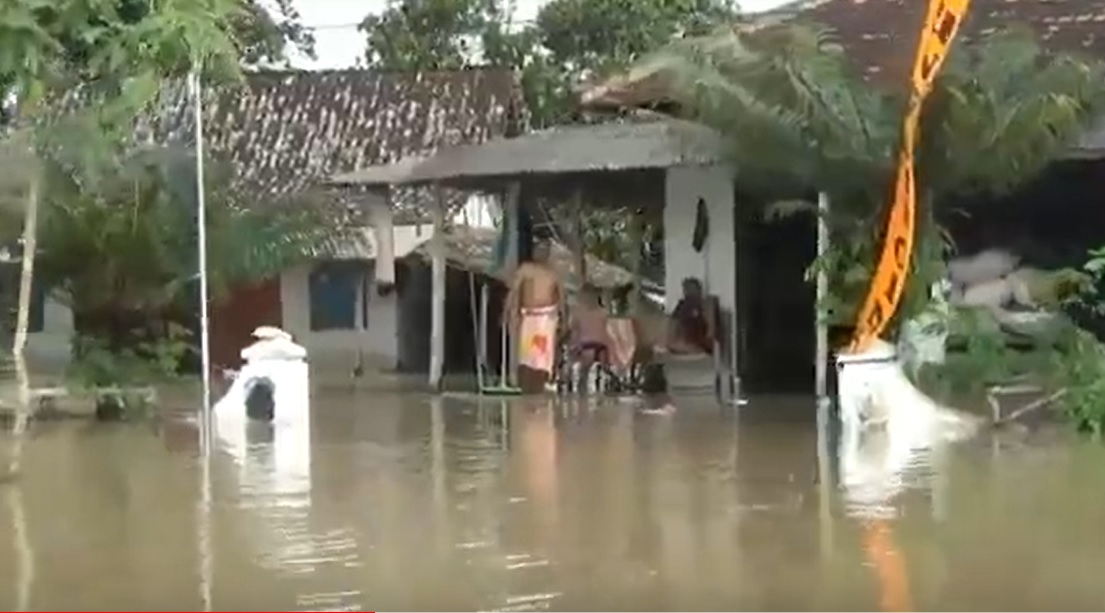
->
[575,0,1105,391]
[331,118,743,394]
[143,69,527,374]
[208,222,435,374]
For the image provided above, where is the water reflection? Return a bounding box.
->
[4,394,1105,610]
[6,486,33,612]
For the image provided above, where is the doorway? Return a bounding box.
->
[736,207,818,394]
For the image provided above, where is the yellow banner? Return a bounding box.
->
[848,0,971,353]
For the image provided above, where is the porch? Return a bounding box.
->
[331,118,824,396]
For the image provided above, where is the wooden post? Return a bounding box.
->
[628,210,644,315]
[504,182,521,386]
[371,191,396,287]
[429,186,447,391]
[570,189,587,286]
[815,192,831,407]
[813,192,832,559]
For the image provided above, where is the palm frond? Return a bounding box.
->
[924,28,1105,196]
[632,23,896,196]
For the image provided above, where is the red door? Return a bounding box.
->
[209,278,283,369]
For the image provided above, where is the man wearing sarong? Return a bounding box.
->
[506,239,564,394]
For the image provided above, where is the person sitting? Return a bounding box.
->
[569,284,612,373]
[667,277,715,355]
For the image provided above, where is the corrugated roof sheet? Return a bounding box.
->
[406,225,635,289]
[766,0,1105,86]
[331,118,726,186]
[135,69,526,221]
[306,223,435,260]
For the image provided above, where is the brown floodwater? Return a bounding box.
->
[1,391,1105,611]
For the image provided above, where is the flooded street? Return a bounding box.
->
[2,392,1105,611]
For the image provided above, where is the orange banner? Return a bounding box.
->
[849,0,971,352]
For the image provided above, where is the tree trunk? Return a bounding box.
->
[8,175,39,477]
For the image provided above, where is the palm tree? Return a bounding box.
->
[614,22,1105,325]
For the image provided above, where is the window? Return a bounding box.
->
[308,262,365,331]
[3,278,45,335]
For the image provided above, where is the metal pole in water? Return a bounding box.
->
[197,442,213,611]
[189,69,213,450]
[815,192,831,405]
[815,192,834,559]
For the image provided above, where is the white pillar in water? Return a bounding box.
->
[815,192,831,407]
[429,186,447,390]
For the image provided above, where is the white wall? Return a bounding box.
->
[280,263,390,375]
[663,164,737,318]
[26,293,74,376]
[279,221,437,378]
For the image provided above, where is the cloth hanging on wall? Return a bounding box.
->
[517,202,535,263]
[490,197,516,275]
[693,198,710,253]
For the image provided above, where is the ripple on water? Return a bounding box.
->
[12,394,1105,610]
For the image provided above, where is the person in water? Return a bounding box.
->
[569,284,613,373]
[667,277,715,355]
[506,239,564,394]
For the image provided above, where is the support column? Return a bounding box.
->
[503,182,521,386]
[816,192,831,405]
[429,186,447,390]
[570,189,586,286]
[370,191,396,290]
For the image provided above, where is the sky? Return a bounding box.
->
[284,0,791,69]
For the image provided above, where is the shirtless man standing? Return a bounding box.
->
[505,239,564,394]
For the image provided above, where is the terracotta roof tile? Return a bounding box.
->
[144,69,525,194]
[581,0,1105,108]
[772,0,1105,85]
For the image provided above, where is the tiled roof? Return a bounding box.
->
[768,0,1105,85]
[581,0,1105,108]
[138,69,527,220]
[331,117,725,186]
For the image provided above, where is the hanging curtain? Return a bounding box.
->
[692,197,710,253]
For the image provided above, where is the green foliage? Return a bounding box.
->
[924,307,1015,396]
[67,323,192,418]
[1053,246,1105,436]
[68,323,192,388]
[918,247,1105,437]
[233,0,315,67]
[637,23,1105,326]
[35,145,325,316]
[358,0,738,269]
[1051,327,1105,438]
[359,0,739,126]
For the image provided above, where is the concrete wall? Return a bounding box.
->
[279,263,380,375]
[26,293,74,376]
[277,221,437,377]
[663,164,737,317]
